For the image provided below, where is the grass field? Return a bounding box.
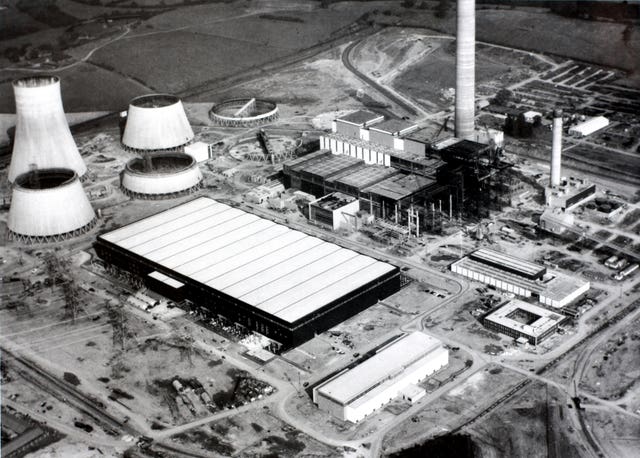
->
[378,6,640,76]
[89,30,292,94]
[189,9,366,51]
[0,63,149,113]
[392,41,513,110]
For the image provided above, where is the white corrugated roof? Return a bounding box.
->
[316,332,443,404]
[101,197,396,323]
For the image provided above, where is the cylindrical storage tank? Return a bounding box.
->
[122,94,194,152]
[455,0,476,141]
[550,109,563,187]
[8,76,87,183]
[121,153,203,199]
[8,168,96,243]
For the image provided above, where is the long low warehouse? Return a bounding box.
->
[450,248,589,309]
[313,332,448,423]
[95,197,400,351]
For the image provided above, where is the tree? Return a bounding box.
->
[434,0,451,19]
[105,299,128,351]
[494,88,513,106]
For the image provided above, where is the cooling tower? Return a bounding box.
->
[550,109,563,187]
[455,0,476,141]
[8,76,87,183]
[121,152,203,199]
[8,169,96,243]
[122,94,194,152]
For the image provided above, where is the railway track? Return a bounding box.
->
[341,38,419,117]
[3,347,138,438]
[449,379,533,434]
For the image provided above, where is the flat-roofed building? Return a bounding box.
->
[368,119,419,147]
[484,299,568,345]
[469,248,546,280]
[568,116,609,137]
[545,177,596,211]
[309,192,360,231]
[451,248,589,309]
[333,110,384,138]
[95,197,400,351]
[321,111,440,174]
[313,332,448,422]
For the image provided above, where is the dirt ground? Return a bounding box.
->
[580,317,640,400]
[585,409,640,458]
[0,248,274,431]
[280,345,475,443]
[172,409,341,457]
[381,365,528,454]
[466,382,586,458]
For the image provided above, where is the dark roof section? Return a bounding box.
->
[364,173,436,201]
[336,110,384,127]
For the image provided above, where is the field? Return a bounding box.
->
[0,63,149,113]
[381,365,528,454]
[351,29,547,113]
[172,410,340,457]
[584,409,640,458]
[376,6,640,76]
[580,318,640,400]
[466,382,586,458]
[0,246,275,432]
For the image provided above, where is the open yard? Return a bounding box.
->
[580,318,640,401]
[172,409,340,457]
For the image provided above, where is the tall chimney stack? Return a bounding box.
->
[455,0,476,140]
[550,109,563,187]
[8,76,87,183]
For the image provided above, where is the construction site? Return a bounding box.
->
[1,1,640,457]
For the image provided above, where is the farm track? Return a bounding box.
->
[341,37,419,117]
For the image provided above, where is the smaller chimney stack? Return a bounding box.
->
[550,109,562,187]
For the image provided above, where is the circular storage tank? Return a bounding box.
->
[8,168,96,243]
[209,98,278,127]
[121,152,203,199]
[9,76,87,183]
[122,94,194,152]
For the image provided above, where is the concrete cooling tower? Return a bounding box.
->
[121,152,203,199]
[455,0,476,141]
[8,169,97,243]
[122,94,194,152]
[8,76,87,183]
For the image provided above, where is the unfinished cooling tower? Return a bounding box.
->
[550,109,563,187]
[455,0,476,141]
[8,169,97,243]
[122,94,194,152]
[8,76,87,183]
[121,152,203,199]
